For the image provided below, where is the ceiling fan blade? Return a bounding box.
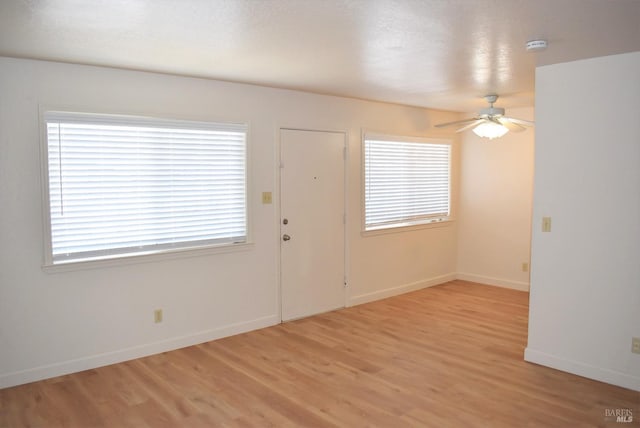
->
[435,117,481,128]
[455,119,485,133]
[503,117,534,127]
[498,118,526,132]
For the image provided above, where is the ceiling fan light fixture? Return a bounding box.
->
[472,121,509,139]
[434,94,533,137]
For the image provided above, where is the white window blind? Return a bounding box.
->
[364,136,451,231]
[44,111,247,264]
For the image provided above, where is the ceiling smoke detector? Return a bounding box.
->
[526,40,548,52]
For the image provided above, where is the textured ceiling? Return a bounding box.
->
[0,0,638,112]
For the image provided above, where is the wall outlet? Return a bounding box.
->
[632,337,640,354]
[521,262,529,272]
[154,309,163,324]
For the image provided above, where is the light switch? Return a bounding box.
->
[542,217,552,232]
[262,192,272,204]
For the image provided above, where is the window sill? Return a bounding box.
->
[42,242,255,273]
[361,218,454,237]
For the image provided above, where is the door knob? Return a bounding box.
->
[282,234,291,241]
[282,218,288,225]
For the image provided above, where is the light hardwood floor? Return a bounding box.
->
[1,280,638,427]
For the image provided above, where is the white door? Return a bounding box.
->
[280,129,346,321]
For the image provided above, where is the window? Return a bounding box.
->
[363,134,451,231]
[43,111,248,265]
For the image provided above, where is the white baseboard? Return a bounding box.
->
[0,314,279,390]
[456,272,529,291]
[348,272,456,306]
[524,348,640,392]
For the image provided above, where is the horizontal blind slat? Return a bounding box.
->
[46,112,248,263]
[364,137,450,229]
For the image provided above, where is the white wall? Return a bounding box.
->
[526,52,640,391]
[0,57,460,388]
[457,107,534,291]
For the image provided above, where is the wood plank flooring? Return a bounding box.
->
[1,280,638,427]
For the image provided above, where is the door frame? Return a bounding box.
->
[276,126,350,322]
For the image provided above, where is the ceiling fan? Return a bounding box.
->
[435,95,534,139]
